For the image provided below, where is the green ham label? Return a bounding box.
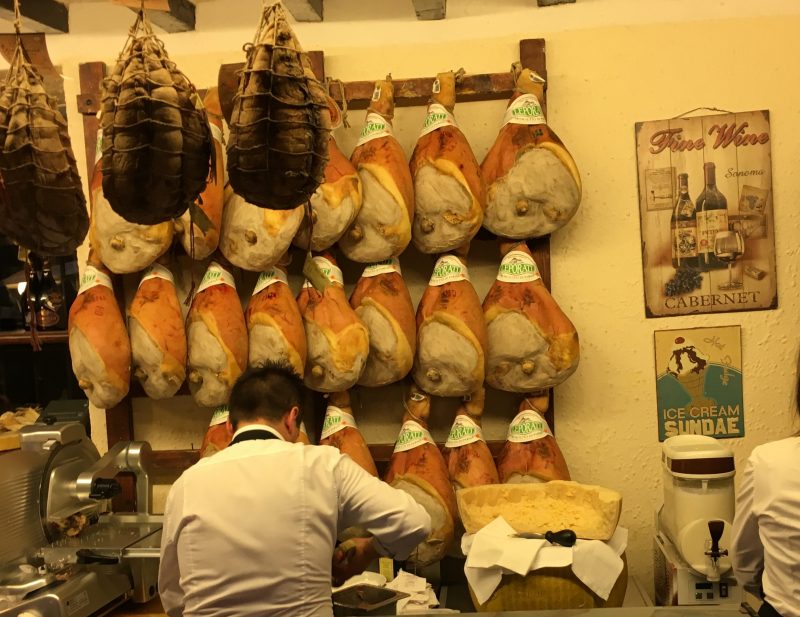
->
[209,405,229,426]
[393,420,434,453]
[445,415,484,448]
[496,250,541,283]
[362,257,402,278]
[139,263,175,288]
[356,112,393,146]
[252,268,288,295]
[503,94,547,127]
[429,255,469,286]
[507,409,552,443]
[303,256,343,288]
[419,103,457,137]
[78,266,113,294]
[320,405,357,439]
[196,262,236,294]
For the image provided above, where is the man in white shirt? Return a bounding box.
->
[158,363,432,617]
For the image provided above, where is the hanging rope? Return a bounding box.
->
[671,106,735,120]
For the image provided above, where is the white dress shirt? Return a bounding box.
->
[731,436,800,617]
[158,424,431,617]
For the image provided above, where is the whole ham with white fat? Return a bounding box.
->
[69,255,130,408]
[199,406,233,458]
[483,241,579,392]
[339,78,414,262]
[294,99,362,252]
[129,263,187,399]
[413,250,487,397]
[186,261,248,407]
[89,128,172,274]
[410,71,484,253]
[349,258,415,387]
[297,254,369,392]
[385,386,457,566]
[245,264,306,377]
[175,88,226,260]
[481,67,581,239]
[497,396,570,483]
[442,387,499,491]
[220,186,304,272]
[319,391,377,476]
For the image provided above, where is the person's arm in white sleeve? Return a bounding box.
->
[731,454,764,596]
[335,454,431,560]
[158,479,186,617]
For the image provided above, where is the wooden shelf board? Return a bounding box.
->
[0,330,68,346]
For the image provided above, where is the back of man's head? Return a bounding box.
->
[228,362,304,429]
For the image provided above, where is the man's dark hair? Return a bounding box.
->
[228,362,304,429]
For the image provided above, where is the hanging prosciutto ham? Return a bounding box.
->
[410,70,484,253]
[199,406,233,458]
[245,263,306,377]
[297,254,369,392]
[385,385,457,566]
[319,391,377,476]
[481,66,581,239]
[497,395,571,483]
[129,262,187,399]
[339,78,413,262]
[442,387,499,491]
[483,241,579,392]
[413,250,487,397]
[186,261,248,407]
[349,258,415,387]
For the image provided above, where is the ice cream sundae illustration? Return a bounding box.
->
[666,336,715,409]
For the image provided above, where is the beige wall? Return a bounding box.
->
[21,0,800,596]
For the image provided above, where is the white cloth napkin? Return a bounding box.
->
[386,569,440,613]
[461,516,628,605]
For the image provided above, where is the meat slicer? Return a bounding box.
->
[0,421,162,616]
[653,434,742,606]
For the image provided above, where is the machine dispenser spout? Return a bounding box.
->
[704,520,729,582]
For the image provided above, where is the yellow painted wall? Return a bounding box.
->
[24,0,800,596]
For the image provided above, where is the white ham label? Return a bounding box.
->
[361,257,402,278]
[138,263,175,288]
[303,256,343,288]
[445,415,484,448]
[503,94,547,127]
[78,266,113,294]
[356,112,393,146]
[496,250,541,283]
[393,420,435,453]
[196,262,236,294]
[507,408,552,443]
[209,405,229,426]
[320,405,358,439]
[252,268,288,296]
[418,103,458,138]
[429,255,469,286]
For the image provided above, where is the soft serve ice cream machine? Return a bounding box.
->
[654,435,743,606]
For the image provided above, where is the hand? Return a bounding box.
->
[331,537,379,587]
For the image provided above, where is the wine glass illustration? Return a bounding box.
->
[714,230,745,290]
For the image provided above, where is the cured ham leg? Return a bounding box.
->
[340,78,413,262]
[497,395,570,483]
[349,258,416,387]
[245,263,307,377]
[483,241,579,392]
[443,387,499,491]
[297,254,369,392]
[319,391,377,476]
[68,254,130,408]
[385,385,457,566]
[199,406,234,458]
[482,66,581,239]
[413,249,487,397]
[410,71,484,253]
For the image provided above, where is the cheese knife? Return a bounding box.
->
[511,528,577,547]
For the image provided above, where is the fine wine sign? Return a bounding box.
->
[635,110,777,317]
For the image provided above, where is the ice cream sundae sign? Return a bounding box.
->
[654,326,743,441]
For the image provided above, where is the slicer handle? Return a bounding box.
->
[76,549,119,565]
[545,529,577,547]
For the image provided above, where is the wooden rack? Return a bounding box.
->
[76,37,553,500]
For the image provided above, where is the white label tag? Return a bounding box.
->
[252,268,288,296]
[320,405,358,439]
[209,406,229,426]
[356,112,393,146]
[445,415,484,448]
[507,408,552,443]
[496,250,541,283]
[196,262,236,294]
[393,420,435,453]
[429,255,469,286]
[361,257,402,278]
[419,103,458,138]
[209,121,224,145]
[302,256,343,288]
[138,263,175,288]
[78,265,113,294]
[94,127,103,164]
[503,93,547,127]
